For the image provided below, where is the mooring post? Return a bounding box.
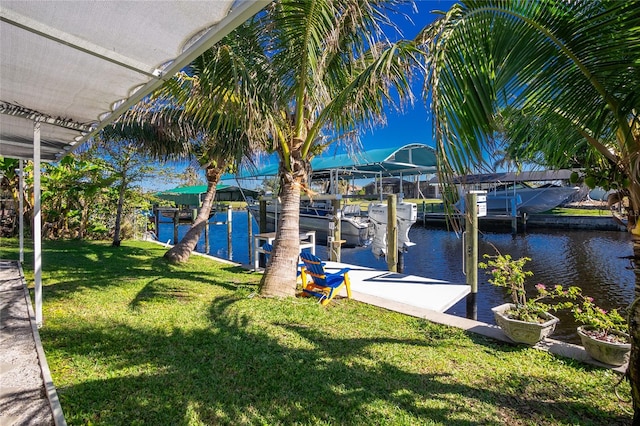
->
[464,190,486,320]
[154,208,159,241]
[511,197,518,235]
[464,192,478,320]
[258,199,267,267]
[204,217,210,254]
[173,210,179,245]
[329,198,342,262]
[247,206,253,264]
[227,205,233,260]
[387,194,398,272]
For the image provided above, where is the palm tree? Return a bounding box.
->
[172,0,421,297]
[107,93,257,263]
[419,0,640,417]
[165,154,229,263]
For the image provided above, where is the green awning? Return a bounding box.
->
[156,184,260,206]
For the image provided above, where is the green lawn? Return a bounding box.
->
[542,207,613,216]
[1,239,632,425]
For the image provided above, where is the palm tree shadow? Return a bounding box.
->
[42,292,630,425]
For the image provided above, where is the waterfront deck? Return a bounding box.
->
[322,261,470,313]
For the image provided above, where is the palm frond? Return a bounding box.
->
[422,0,639,182]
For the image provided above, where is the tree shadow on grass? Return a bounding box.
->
[279,321,631,426]
[41,294,631,425]
[29,241,259,304]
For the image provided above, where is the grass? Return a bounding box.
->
[542,207,613,217]
[1,238,632,425]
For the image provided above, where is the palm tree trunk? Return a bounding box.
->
[112,176,127,247]
[164,163,224,264]
[79,202,88,240]
[260,146,310,298]
[259,175,302,298]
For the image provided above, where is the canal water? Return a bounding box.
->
[157,210,636,344]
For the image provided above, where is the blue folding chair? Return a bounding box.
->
[299,251,352,305]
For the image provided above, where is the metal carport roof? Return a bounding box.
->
[0,0,269,161]
[429,170,575,184]
[311,143,438,178]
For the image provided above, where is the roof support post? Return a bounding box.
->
[18,159,24,263]
[33,121,43,326]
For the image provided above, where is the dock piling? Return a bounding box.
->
[464,191,485,320]
[227,205,233,260]
[204,219,210,254]
[173,210,179,244]
[247,207,253,263]
[328,198,342,262]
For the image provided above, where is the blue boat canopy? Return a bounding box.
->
[227,143,438,180]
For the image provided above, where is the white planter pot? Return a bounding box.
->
[491,303,559,345]
[577,326,631,366]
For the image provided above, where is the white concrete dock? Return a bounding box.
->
[322,261,470,313]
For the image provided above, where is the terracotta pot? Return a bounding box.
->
[491,303,559,345]
[577,326,631,366]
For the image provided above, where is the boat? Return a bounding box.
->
[247,199,371,247]
[485,182,580,214]
[232,144,440,247]
[446,170,581,215]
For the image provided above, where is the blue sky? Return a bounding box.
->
[352,0,455,154]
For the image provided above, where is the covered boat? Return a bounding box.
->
[448,170,580,215]
[231,143,439,246]
[486,182,580,214]
[247,199,370,247]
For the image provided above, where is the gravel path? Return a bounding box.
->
[0,260,58,426]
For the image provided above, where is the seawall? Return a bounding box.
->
[421,213,626,232]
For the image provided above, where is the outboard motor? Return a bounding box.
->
[368,201,417,259]
[397,202,418,248]
[368,203,388,259]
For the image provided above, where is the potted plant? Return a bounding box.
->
[572,294,630,366]
[479,252,577,345]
